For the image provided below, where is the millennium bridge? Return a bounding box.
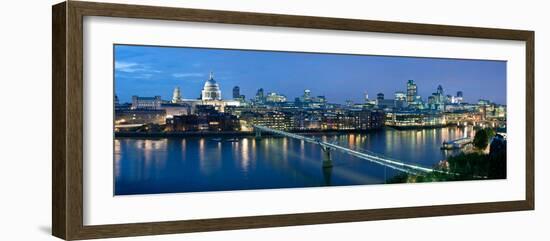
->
[253,125,436,175]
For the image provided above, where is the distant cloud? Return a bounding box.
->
[115,61,161,74]
[172,72,205,78]
[115,61,142,73]
[133,74,153,79]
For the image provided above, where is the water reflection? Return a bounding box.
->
[115,126,473,195]
[114,139,121,178]
[322,167,332,186]
[240,138,250,172]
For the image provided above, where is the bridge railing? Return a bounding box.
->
[253,125,437,175]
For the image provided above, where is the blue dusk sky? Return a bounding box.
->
[114,44,506,105]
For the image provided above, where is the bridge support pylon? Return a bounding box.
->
[321,146,333,168]
[255,128,262,139]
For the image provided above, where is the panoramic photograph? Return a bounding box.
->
[113,44,507,196]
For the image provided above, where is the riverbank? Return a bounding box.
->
[115,128,385,138]
[385,123,455,130]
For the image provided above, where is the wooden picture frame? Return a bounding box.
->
[52,1,534,240]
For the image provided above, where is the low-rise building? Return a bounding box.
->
[165,113,240,132]
[115,109,166,125]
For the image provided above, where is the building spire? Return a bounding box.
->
[172,86,182,103]
[209,71,214,80]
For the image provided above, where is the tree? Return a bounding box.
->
[488,135,507,179]
[446,152,488,178]
[473,129,489,149]
[486,128,496,139]
[473,128,497,150]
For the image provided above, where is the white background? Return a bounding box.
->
[0,0,547,240]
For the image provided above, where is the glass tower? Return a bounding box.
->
[406,79,417,105]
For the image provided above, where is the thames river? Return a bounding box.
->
[114,126,475,195]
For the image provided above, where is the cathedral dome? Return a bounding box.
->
[201,72,222,101]
[203,78,219,89]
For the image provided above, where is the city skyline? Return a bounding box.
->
[114,44,507,105]
[114,45,507,195]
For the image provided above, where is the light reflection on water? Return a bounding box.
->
[114,126,474,195]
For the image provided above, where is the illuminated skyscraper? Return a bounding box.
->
[232,86,240,99]
[435,85,445,104]
[428,95,435,109]
[437,85,444,95]
[406,80,417,105]
[456,91,464,103]
[255,88,265,102]
[394,91,406,108]
[377,92,384,103]
[303,89,312,102]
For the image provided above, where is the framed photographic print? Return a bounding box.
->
[52,1,534,240]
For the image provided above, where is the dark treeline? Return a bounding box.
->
[389,129,506,183]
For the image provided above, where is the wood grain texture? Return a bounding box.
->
[51,1,535,240]
[74,201,531,240]
[71,1,533,40]
[525,32,535,209]
[66,2,85,240]
[52,2,67,240]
